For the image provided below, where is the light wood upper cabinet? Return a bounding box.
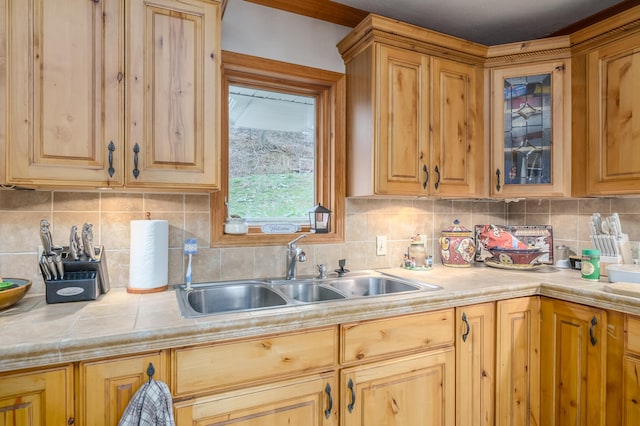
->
[4,0,123,188]
[374,45,430,195]
[487,38,572,198]
[456,303,495,426]
[495,296,540,426]
[338,14,485,198]
[126,0,220,190]
[2,0,220,191]
[78,351,168,426]
[540,299,607,426]
[584,31,640,195]
[432,58,483,197]
[0,364,74,425]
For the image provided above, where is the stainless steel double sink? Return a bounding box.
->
[176,273,441,318]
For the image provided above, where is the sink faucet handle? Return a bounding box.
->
[287,234,307,249]
[317,264,327,279]
[335,259,349,277]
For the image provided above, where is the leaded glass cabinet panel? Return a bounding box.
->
[490,61,571,197]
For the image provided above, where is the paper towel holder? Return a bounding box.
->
[127,219,169,294]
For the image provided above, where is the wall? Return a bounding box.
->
[0,191,508,293]
[2,189,639,295]
[221,0,350,73]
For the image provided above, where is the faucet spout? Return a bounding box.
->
[286,235,307,280]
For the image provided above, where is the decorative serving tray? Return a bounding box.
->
[474,224,553,264]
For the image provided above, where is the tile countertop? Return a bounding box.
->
[1,263,639,373]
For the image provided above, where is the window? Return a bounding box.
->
[211,51,345,247]
[228,85,316,226]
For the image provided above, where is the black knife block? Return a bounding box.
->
[43,245,110,304]
[45,271,99,304]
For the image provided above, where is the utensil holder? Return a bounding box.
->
[41,245,110,304]
[61,245,110,295]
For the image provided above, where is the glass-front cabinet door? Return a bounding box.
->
[490,61,571,197]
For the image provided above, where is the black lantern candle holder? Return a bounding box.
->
[309,203,331,233]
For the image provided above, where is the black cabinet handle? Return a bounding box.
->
[108,141,115,177]
[324,383,333,419]
[462,312,470,342]
[422,164,429,190]
[590,316,598,346]
[133,143,140,179]
[348,378,356,413]
[434,165,441,190]
[496,169,501,192]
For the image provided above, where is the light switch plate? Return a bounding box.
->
[376,235,387,256]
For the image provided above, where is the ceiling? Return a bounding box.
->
[332,0,631,45]
[245,0,639,46]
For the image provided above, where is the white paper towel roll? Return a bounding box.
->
[128,220,169,293]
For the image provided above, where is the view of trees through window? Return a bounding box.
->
[228,85,316,225]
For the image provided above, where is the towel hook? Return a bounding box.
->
[146,362,155,384]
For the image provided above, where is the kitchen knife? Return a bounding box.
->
[54,253,64,279]
[46,254,58,280]
[81,223,98,261]
[610,213,622,238]
[40,254,51,281]
[69,225,81,261]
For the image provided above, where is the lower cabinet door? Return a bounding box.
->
[540,299,606,426]
[173,372,338,425]
[340,348,455,426]
[496,296,540,426]
[78,351,168,425]
[456,303,495,426]
[0,364,74,426]
[623,356,640,426]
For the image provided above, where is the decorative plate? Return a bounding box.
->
[475,224,553,264]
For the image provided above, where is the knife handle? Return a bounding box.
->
[46,255,58,280]
[40,255,51,281]
[55,253,64,279]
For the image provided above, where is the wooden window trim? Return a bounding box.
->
[211,51,345,247]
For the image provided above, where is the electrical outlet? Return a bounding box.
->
[376,235,387,256]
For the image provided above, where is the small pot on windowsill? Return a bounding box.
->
[224,216,248,235]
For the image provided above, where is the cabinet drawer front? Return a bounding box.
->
[627,316,640,355]
[173,327,338,397]
[340,309,454,364]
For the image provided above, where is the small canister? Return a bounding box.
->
[581,249,600,281]
[439,220,476,267]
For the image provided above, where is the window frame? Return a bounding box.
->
[211,51,345,247]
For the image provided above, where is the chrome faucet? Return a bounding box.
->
[286,235,307,280]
